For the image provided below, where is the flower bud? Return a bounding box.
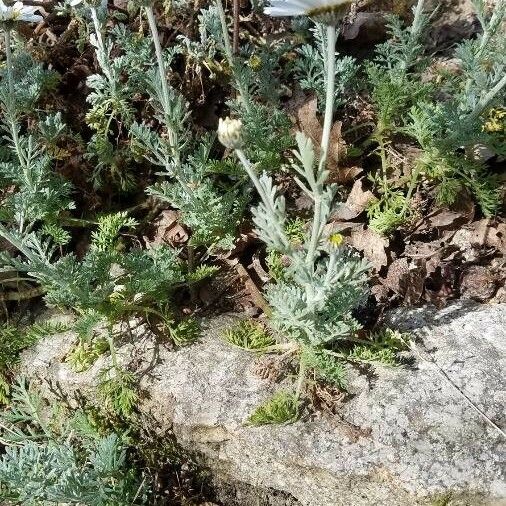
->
[218,117,243,149]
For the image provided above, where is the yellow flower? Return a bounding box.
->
[248,55,263,71]
[328,233,344,246]
[483,107,506,133]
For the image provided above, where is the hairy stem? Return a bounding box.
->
[216,0,251,112]
[145,5,181,168]
[466,73,506,124]
[235,148,288,250]
[295,360,306,399]
[4,29,13,96]
[89,6,115,90]
[4,29,30,221]
[320,25,336,162]
[305,25,336,265]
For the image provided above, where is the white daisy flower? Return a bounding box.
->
[67,0,108,8]
[264,0,353,24]
[0,0,43,23]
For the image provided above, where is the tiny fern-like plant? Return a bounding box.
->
[224,320,275,350]
[247,391,300,426]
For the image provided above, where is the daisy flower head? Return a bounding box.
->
[0,0,43,25]
[264,0,353,25]
[218,117,244,149]
[68,0,109,7]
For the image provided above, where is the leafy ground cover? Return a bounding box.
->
[0,0,504,503]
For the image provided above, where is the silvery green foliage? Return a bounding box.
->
[0,438,141,504]
[130,51,189,175]
[0,212,184,312]
[0,381,145,505]
[148,137,246,249]
[0,51,57,114]
[366,0,432,131]
[404,0,505,214]
[85,33,134,135]
[0,53,73,231]
[238,41,289,103]
[447,0,505,124]
[134,23,243,250]
[84,12,140,189]
[250,132,369,348]
[294,22,358,111]
[177,4,222,68]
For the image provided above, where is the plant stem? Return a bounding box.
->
[89,6,115,89]
[215,0,250,112]
[466,73,506,124]
[145,5,181,168]
[320,25,336,162]
[401,163,422,217]
[306,192,322,266]
[305,25,337,266]
[233,0,239,54]
[4,29,13,96]
[295,360,306,399]
[235,148,288,250]
[3,30,24,168]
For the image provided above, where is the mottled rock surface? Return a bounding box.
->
[20,302,506,506]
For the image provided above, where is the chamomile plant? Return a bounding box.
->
[131,2,247,258]
[66,0,137,190]
[365,0,506,234]
[0,6,196,411]
[219,0,376,423]
[403,0,506,216]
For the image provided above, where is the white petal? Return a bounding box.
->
[22,6,39,14]
[69,0,83,5]
[21,12,42,22]
[268,0,312,9]
[265,6,305,16]
[324,0,353,5]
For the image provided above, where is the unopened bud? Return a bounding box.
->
[218,117,243,149]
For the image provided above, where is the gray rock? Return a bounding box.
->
[19,303,506,506]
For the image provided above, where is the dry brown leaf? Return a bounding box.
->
[332,179,375,221]
[428,197,474,230]
[451,219,505,262]
[296,96,346,165]
[371,283,390,302]
[295,193,313,211]
[328,165,363,185]
[381,258,426,305]
[164,223,189,246]
[297,97,321,146]
[349,227,389,271]
[403,235,459,276]
[460,265,497,302]
[144,210,189,248]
